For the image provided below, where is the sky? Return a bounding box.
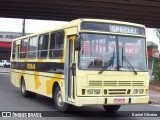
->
[146,28,159,49]
[0,17,68,33]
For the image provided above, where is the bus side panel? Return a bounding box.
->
[24,72,36,93]
[11,70,21,88]
[24,72,63,98]
[10,71,16,87]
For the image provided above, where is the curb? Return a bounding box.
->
[0,72,10,73]
[149,100,160,105]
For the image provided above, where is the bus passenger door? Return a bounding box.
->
[65,36,76,102]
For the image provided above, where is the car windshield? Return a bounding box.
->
[78,33,147,72]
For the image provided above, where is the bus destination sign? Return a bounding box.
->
[109,25,139,35]
[81,22,145,35]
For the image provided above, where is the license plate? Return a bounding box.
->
[114,98,125,103]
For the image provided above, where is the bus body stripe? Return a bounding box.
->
[11,62,64,74]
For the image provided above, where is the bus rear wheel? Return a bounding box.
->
[103,105,121,112]
[54,86,71,112]
[21,79,36,98]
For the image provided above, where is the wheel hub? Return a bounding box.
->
[57,91,64,107]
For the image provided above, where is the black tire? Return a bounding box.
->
[103,105,121,112]
[21,79,36,98]
[54,86,71,112]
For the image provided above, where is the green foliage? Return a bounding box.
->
[153,29,160,82]
[153,58,160,82]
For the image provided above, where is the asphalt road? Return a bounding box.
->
[0,72,160,120]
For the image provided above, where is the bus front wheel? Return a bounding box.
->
[103,105,121,112]
[21,79,36,98]
[54,86,71,112]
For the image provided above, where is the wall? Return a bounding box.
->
[0,32,21,60]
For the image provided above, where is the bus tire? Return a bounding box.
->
[54,86,71,112]
[21,79,36,98]
[103,105,121,112]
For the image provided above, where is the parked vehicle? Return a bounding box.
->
[0,60,11,68]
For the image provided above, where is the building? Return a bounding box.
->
[146,28,160,80]
[0,32,21,60]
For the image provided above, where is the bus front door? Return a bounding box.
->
[65,36,76,103]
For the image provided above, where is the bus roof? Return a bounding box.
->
[12,18,145,42]
[71,18,145,28]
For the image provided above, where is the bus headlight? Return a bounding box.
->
[87,89,93,94]
[133,89,138,94]
[94,89,100,94]
[139,89,144,94]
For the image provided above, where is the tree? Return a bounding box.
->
[153,58,160,82]
[154,29,160,82]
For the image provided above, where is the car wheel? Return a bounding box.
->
[21,79,36,98]
[54,86,71,112]
[103,105,121,112]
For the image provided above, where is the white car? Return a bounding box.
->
[0,60,11,68]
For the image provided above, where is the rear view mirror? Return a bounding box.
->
[74,36,81,51]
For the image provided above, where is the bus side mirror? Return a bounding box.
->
[74,37,81,51]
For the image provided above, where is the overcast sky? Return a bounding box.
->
[0,17,68,33]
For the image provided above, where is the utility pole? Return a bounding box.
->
[22,19,26,36]
[156,29,160,44]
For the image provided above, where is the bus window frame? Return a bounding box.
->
[19,38,29,59]
[37,33,49,59]
[28,36,38,59]
[12,42,16,59]
[77,32,147,72]
[49,30,64,59]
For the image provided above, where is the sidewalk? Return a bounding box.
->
[149,90,160,104]
[0,67,10,73]
[149,82,160,105]
[149,82,160,91]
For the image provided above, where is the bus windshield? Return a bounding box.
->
[78,33,147,72]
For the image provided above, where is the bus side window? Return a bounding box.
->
[37,34,49,59]
[12,42,16,59]
[20,39,28,59]
[28,36,38,59]
[49,31,64,59]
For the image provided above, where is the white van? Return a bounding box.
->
[0,60,11,68]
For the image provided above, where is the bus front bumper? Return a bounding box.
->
[75,96,149,106]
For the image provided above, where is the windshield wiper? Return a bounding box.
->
[121,47,137,75]
[98,48,115,74]
[123,56,137,75]
[98,58,113,74]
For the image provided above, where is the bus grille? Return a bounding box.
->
[106,89,127,95]
[89,80,144,87]
[89,81,102,86]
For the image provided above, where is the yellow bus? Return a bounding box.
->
[11,18,149,112]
